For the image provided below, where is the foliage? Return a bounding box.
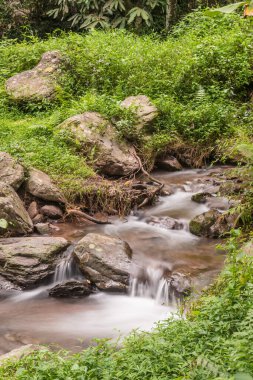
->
[2,231,253,379]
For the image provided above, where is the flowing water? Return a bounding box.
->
[0,168,226,354]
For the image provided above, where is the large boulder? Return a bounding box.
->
[26,168,65,203]
[0,237,69,288]
[73,233,132,292]
[0,152,25,190]
[6,51,64,102]
[0,182,33,236]
[120,95,158,131]
[58,112,139,176]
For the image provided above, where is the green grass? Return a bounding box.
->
[1,231,253,379]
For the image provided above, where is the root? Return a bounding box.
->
[65,208,111,224]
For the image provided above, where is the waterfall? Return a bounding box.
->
[53,246,82,284]
[129,266,177,306]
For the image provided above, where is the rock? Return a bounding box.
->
[27,201,39,219]
[170,272,191,297]
[41,205,63,219]
[146,216,184,230]
[26,168,65,203]
[74,233,132,292]
[58,112,139,177]
[0,274,21,291]
[191,192,212,204]
[0,345,47,366]
[206,196,231,211]
[120,95,158,131]
[49,280,93,298]
[0,237,69,288]
[6,51,64,102]
[0,152,25,190]
[35,223,50,235]
[189,210,223,238]
[32,214,44,224]
[0,182,33,236]
[156,156,182,172]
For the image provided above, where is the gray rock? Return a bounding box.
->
[0,274,21,291]
[58,112,139,177]
[49,280,93,298]
[41,205,63,219]
[32,214,44,224]
[191,192,212,204]
[26,168,65,203]
[156,156,182,172]
[74,233,132,292]
[146,216,184,230]
[0,182,33,236]
[0,237,69,288]
[6,51,64,102]
[189,210,231,238]
[0,345,47,366]
[0,152,25,190]
[35,223,50,235]
[170,272,191,297]
[120,95,158,131]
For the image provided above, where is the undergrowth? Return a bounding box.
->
[0,12,252,200]
[1,231,253,379]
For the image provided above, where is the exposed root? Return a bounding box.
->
[65,208,111,224]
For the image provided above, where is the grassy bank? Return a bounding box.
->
[0,12,252,200]
[1,232,253,379]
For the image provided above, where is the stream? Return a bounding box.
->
[0,168,226,354]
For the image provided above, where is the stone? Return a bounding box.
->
[146,216,184,230]
[170,272,191,298]
[41,205,63,219]
[6,51,64,102]
[120,95,158,131]
[0,152,25,190]
[191,192,212,204]
[0,182,33,236]
[27,201,39,219]
[206,196,231,211]
[32,214,44,224]
[189,210,224,238]
[58,112,139,177]
[156,156,182,172]
[49,280,93,298]
[0,345,47,366]
[26,168,65,203]
[0,274,21,291]
[0,237,69,288]
[35,223,50,235]
[74,233,132,292]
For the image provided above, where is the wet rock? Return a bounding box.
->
[170,273,191,297]
[0,344,47,366]
[26,168,65,203]
[189,210,222,237]
[58,112,139,177]
[0,182,33,236]
[206,196,231,211]
[191,192,212,204]
[49,280,93,298]
[146,216,184,230]
[156,156,182,172]
[41,205,63,219]
[35,223,50,235]
[120,95,158,131]
[0,237,69,288]
[0,152,25,190]
[6,51,64,102]
[27,201,39,219]
[0,275,21,291]
[74,233,132,292]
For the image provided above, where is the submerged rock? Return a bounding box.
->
[49,280,93,298]
[26,168,65,203]
[0,152,25,190]
[74,233,132,292]
[146,216,184,230]
[58,112,139,177]
[0,237,69,288]
[0,182,33,236]
[6,51,64,102]
[120,95,158,131]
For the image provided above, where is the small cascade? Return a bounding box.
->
[53,246,82,284]
[129,266,177,306]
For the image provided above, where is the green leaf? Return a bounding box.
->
[205,1,246,15]
[234,373,253,380]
